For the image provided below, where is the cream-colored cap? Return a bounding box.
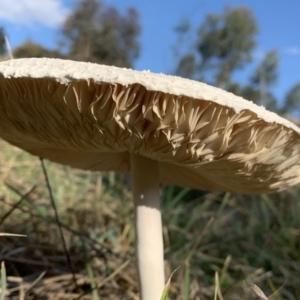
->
[0,58,299,193]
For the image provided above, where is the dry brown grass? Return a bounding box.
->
[1,139,300,299]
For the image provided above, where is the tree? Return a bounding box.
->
[175,53,196,79]
[282,82,300,116]
[0,27,6,57]
[251,50,278,87]
[247,50,279,110]
[174,8,284,112]
[13,40,64,59]
[60,0,140,68]
[229,50,279,112]
[194,6,257,88]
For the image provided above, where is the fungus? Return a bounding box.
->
[0,58,300,300]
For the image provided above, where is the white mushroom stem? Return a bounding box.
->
[130,153,165,300]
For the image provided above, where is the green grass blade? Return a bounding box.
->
[214,272,224,300]
[86,260,100,300]
[160,266,181,300]
[0,261,7,300]
[214,284,218,300]
[183,262,190,300]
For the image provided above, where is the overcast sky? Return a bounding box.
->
[0,0,299,104]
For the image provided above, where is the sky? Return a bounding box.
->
[0,0,299,105]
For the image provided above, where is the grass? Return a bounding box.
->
[1,138,300,299]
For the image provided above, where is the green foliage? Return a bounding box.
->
[175,53,196,79]
[196,6,257,87]
[0,27,6,57]
[174,7,287,114]
[248,50,279,110]
[282,82,300,116]
[60,0,140,67]
[164,190,300,299]
[13,40,64,59]
[1,139,300,298]
[251,50,278,87]
[11,0,141,69]
[226,51,279,112]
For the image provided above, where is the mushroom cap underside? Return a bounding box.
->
[0,58,300,194]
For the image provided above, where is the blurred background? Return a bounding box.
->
[0,1,300,299]
[1,0,300,117]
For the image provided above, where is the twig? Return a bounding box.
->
[39,158,78,291]
[1,192,111,260]
[0,186,36,225]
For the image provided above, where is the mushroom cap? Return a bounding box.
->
[0,58,299,194]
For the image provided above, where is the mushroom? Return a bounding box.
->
[0,58,300,300]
